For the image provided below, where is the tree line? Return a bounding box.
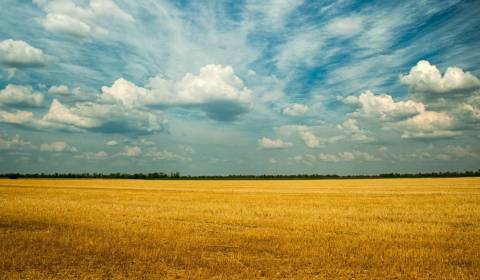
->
[1,170,479,180]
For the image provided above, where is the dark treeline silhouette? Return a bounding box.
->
[2,170,479,180]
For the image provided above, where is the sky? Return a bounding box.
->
[0,0,479,175]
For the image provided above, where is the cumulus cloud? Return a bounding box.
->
[397,111,460,139]
[48,85,70,95]
[40,141,77,153]
[345,90,425,120]
[298,128,320,148]
[0,85,44,107]
[0,134,32,151]
[444,145,471,158]
[319,150,377,162]
[34,0,134,38]
[343,88,463,139]
[338,118,374,143]
[106,140,118,146]
[122,146,141,157]
[395,144,479,162]
[288,150,380,165]
[144,147,186,161]
[75,151,108,160]
[101,64,252,121]
[42,98,166,134]
[288,154,316,165]
[400,111,453,131]
[258,137,292,149]
[455,95,480,123]
[318,153,340,162]
[281,103,309,116]
[276,125,342,148]
[0,81,168,134]
[0,39,49,68]
[43,99,98,128]
[102,78,148,108]
[436,145,479,160]
[148,64,253,121]
[0,110,37,125]
[400,60,480,95]
[0,106,88,132]
[1,65,249,132]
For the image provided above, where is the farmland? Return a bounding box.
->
[1,178,479,279]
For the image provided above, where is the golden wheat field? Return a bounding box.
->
[0,178,479,279]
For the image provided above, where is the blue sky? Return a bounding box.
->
[0,0,479,175]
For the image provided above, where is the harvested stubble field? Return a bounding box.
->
[0,178,479,279]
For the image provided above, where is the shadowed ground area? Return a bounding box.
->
[0,178,479,279]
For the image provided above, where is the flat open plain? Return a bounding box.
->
[0,178,479,279]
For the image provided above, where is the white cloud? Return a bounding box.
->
[0,134,32,151]
[342,60,480,140]
[144,148,186,161]
[42,13,92,37]
[0,81,167,133]
[288,154,315,165]
[401,130,461,139]
[0,39,49,68]
[34,0,134,38]
[319,150,377,162]
[43,99,98,128]
[445,145,473,158]
[398,111,459,139]
[0,108,83,132]
[276,125,338,148]
[455,94,480,123]
[345,90,425,120]
[40,141,77,153]
[48,85,70,95]
[343,89,463,139]
[318,153,339,162]
[344,151,376,161]
[102,78,148,108]
[101,64,252,121]
[281,103,309,116]
[0,110,36,125]
[298,129,320,148]
[401,111,453,131]
[75,151,108,160]
[106,140,118,146]
[41,97,167,134]
[90,0,134,23]
[0,85,44,107]
[150,64,252,120]
[326,16,364,36]
[258,137,292,149]
[122,146,141,157]
[100,65,252,122]
[338,118,374,143]
[394,143,479,162]
[400,60,480,95]
[178,144,195,154]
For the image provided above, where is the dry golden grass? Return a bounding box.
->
[0,178,479,279]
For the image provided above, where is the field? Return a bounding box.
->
[1,178,479,279]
